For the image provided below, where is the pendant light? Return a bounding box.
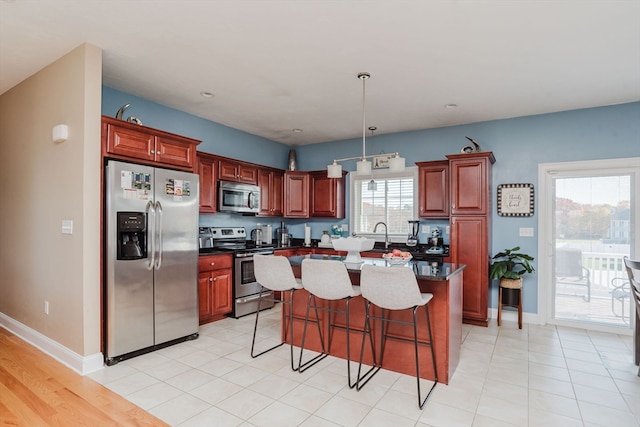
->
[327,72,406,178]
[367,126,378,191]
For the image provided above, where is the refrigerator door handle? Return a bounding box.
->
[155,201,163,270]
[145,200,156,270]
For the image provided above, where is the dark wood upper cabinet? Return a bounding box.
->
[258,168,284,217]
[102,116,199,172]
[218,158,258,185]
[309,170,346,218]
[416,160,449,218]
[197,153,216,213]
[284,171,309,218]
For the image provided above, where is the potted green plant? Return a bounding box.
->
[489,246,535,288]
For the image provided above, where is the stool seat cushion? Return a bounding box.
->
[302,259,361,300]
[254,254,304,292]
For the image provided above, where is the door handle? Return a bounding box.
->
[155,201,163,270]
[145,201,155,271]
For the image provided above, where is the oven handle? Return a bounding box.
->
[235,251,275,258]
[237,291,272,304]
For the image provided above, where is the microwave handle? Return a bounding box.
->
[248,191,256,209]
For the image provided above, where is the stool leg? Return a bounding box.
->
[251,288,286,362]
[497,286,503,326]
[298,294,328,373]
[356,301,380,390]
[518,288,523,329]
[415,304,437,409]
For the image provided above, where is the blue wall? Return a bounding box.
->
[102,86,640,314]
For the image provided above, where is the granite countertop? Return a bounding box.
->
[287,254,465,281]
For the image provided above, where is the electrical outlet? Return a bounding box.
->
[421,225,430,234]
[446,226,450,234]
[44,301,49,315]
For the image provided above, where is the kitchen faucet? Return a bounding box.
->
[373,221,389,249]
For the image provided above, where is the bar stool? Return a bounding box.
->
[299,258,368,388]
[497,278,523,329]
[357,264,438,409]
[251,254,303,371]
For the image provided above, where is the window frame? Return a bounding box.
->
[348,166,419,243]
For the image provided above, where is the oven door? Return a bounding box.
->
[234,252,275,318]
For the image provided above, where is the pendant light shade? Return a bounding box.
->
[388,153,406,172]
[326,72,406,177]
[327,161,343,178]
[356,159,372,175]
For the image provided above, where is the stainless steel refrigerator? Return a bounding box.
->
[105,160,199,365]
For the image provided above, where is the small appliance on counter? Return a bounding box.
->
[260,224,272,245]
[276,221,290,247]
[250,227,263,246]
[426,226,444,254]
[407,220,420,247]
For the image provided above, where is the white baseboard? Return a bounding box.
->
[0,312,104,375]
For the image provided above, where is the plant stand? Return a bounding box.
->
[498,277,523,329]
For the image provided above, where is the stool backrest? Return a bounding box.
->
[254,254,299,292]
[360,265,424,310]
[301,259,358,300]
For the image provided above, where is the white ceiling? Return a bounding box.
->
[1,0,639,146]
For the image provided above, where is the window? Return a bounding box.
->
[350,167,418,241]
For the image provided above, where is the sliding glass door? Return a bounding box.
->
[539,158,639,333]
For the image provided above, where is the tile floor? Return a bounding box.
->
[88,304,640,426]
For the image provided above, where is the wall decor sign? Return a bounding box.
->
[497,183,534,216]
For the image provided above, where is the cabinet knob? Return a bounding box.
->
[209,277,213,282]
[212,277,217,282]
[150,150,155,154]
[210,262,215,266]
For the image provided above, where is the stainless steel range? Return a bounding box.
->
[204,226,276,318]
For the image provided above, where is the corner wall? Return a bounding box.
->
[0,43,103,372]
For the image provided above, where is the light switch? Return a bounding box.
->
[62,220,73,234]
[421,225,430,233]
[519,227,534,237]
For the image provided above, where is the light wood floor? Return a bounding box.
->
[0,327,168,427]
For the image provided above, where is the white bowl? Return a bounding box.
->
[331,237,375,263]
[331,237,376,252]
[383,254,412,267]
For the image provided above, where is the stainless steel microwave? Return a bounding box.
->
[218,181,260,214]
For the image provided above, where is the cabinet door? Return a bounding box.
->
[238,163,258,185]
[271,170,284,216]
[258,169,284,216]
[417,160,449,218]
[258,169,272,215]
[218,159,258,184]
[155,135,195,169]
[310,171,345,218]
[218,159,239,181]
[448,152,494,216]
[212,269,233,315]
[284,172,309,218]
[197,154,216,213]
[105,122,155,162]
[450,216,489,325]
[198,271,214,324]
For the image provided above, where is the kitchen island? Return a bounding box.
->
[283,255,465,384]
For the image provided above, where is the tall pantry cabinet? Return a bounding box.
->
[447,152,495,326]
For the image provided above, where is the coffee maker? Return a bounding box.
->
[426,226,444,254]
[407,220,420,247]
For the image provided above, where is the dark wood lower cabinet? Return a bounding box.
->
[450,216,489,326]
[198,254,233,324]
